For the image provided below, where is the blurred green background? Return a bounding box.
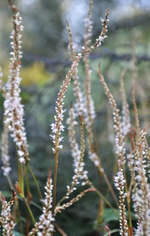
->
[0,0,150,235]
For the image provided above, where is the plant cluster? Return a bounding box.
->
[0,1,150,236]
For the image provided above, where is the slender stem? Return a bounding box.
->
[54,223,68,236]
[6,174,13,189]
[16,145,24,195]
[86,126,119,208]
[23,197,35,225]
[86,179,119,218]
[123,166,133,234]
[24,165,30,195]
[21,163,24,196]
[51,156,58,236]
[95,188,119,218]
[97,175,104,224]
[27,163,43,205]
[52,156,58,215]
[15,196,24,235]
[17,154,21,187]
[99,169,119,207]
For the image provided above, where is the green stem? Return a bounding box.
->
[17,153,21,187]
[123,166,133,232]
[27,163,43,205]
[98,168,119,207]
[23,197,35,225]
[95,188,119,218]
[15,196,24,235]
[17,154,24,196]
[24,165,30,195]
[21,163,24,196]
[86,179,119,218]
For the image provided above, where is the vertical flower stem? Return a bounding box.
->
[23,197,35,225]
[26,163,43,205]
[6,174,13,189]
[51,51,84,221]
[52,154,58,218]
[15,196,24,235]
[123,166,133,235]
[17,151,24,196]
[24,165,30,196]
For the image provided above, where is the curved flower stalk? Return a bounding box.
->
[98,65,125,165]
[120,70,131,136]
[66,6,119,207]
[67,107,88,182]
[114,164,128,236]
[66,13,100,169]
[130,129,150,235]
[66,107,119,213]
[4,4,29,164]
[55,188,94,215]
[0,190,16,236]
[84,8,109,168]
[66,20,84,116]
[51,49,85,216]
[56,108,88,208]
[28,171,54,236]
[84,0,95,128]
[51,9,110,214]
[84,0,93,48]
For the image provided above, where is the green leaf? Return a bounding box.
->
[103,208,119,222]
[1,191,12,198]
[94,208,136,229]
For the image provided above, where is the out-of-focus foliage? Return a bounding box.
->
[20,62,54,86]
[1,62,54,86]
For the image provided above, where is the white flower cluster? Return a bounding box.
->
[67,107,88,184]
[50,52,83,156]
[84,17,93,45]
[121,106,131,136]
[114,168,128,236]
[88,144,100,167]
[28,177,54,236]
[0,197,16,235]
[112,110,125,158]
[0,68,11,179]
[132,181,150,235]
[132,152,150,234]
[4,11,28,164]
[127,129,150,235]
[1,128,11,176]
[73,68,85,116]
[50,108,65,154]
[84,94,96,127]
[95,15,109,48]
[114,169,126,193]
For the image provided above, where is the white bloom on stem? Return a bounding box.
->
[4,8,29,164]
